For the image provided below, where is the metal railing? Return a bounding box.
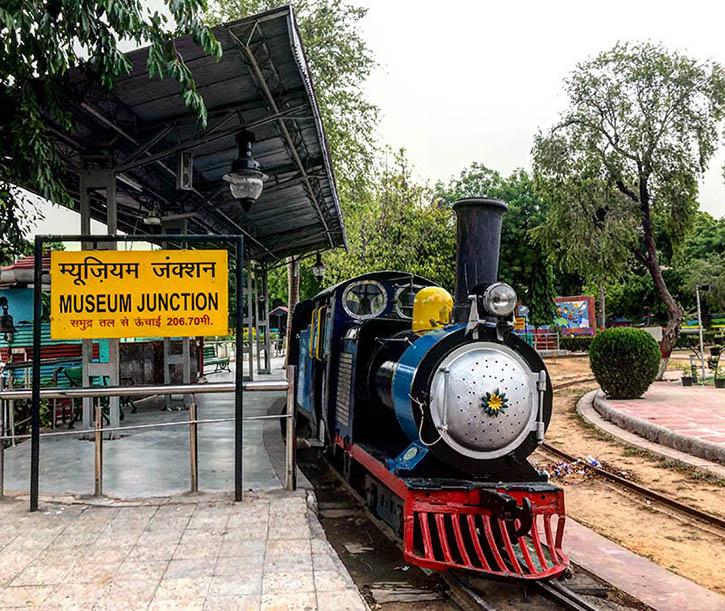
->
[0,367,297,502]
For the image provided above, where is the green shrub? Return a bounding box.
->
[589,328,661,399]
[560,335,594,352]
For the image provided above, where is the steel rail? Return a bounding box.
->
[552,376,597,390]
[539,442,725,531]
[442,573,496,611]
[533,580,601,611]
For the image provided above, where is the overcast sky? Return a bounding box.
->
[33,0,724,234]
[358,0,724,217]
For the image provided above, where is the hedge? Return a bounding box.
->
[560,335,594,352]
[589,328,661,399]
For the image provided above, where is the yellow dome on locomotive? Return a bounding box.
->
[412,287,453,333]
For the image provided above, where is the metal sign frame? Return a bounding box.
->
[29,234,244,511]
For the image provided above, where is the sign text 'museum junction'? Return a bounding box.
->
[59,291,220,314]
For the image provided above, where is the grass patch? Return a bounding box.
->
[618,436,724,485]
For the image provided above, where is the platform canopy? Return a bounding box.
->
[34,6,345,262]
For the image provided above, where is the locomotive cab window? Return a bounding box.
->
[342,280,387,319]
[394,284,425,319]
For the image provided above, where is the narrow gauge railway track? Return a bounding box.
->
[317,451,612,610]
[445,571,602,611]
[552,376,597,390]
[538,442,725,532]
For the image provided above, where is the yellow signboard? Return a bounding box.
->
[50,250,229,339]
[514,316,526,331]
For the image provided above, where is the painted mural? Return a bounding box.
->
[554,295,596,335]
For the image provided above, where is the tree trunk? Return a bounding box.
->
[599,284,606,329]
[284,257,300,366]
[639,201,683,361]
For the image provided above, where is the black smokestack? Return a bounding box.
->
[452,197,507,322]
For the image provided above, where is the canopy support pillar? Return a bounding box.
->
[79,170,121,433]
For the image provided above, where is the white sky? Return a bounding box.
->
[359,0,725,217]
[33,0,724,235]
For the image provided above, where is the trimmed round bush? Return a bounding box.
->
[589,328,661,399]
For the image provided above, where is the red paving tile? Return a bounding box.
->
[605,383,725,448]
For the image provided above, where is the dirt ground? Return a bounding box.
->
[540,357,725,594]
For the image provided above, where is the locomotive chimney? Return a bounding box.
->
[452,197,507,323]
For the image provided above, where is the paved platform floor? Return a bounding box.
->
[2,364,285,497]
[0,492,367,610]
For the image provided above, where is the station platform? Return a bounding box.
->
[0,492,366,610]
[591,383,725,464]
[0,359,367,610]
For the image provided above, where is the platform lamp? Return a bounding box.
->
[0,296,17,344]
[223,131,267,212]
[311,252,326,282]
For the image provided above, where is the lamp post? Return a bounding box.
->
[695,285,709,383]
[223,131,267,212]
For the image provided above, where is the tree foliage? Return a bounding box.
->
[0,0,221,262]
[206,0,377,193]
[673,212,725,312]
[533,42,725,354]
[323,150,456,290]
[436,164,557,326]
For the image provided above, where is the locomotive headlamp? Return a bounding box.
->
[482,282,517,317]
[223,131,267,212]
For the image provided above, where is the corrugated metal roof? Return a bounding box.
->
[35,6,345,262]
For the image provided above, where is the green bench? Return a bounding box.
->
[55,365,136,427]
[203,344,230,374]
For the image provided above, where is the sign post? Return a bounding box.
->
[30,234,242,512]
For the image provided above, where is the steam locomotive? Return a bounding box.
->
[289,198,568,580]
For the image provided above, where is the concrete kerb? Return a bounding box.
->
[577,390,725,479]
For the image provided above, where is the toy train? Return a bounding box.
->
[289,198,568,579]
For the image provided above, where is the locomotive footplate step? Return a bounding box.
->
[565,518,725,611]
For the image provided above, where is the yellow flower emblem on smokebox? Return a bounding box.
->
[482,389,509,417]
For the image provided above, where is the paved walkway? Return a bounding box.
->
[577,391,725,478]
[593,382,725,463]
[0,493,366,610]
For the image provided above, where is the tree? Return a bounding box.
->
[436,164,557,326]
[533,42,725,357]
[674,212,725,313]
[323,150,456,290]
[0,1,221,262]
[206,0,377,191]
